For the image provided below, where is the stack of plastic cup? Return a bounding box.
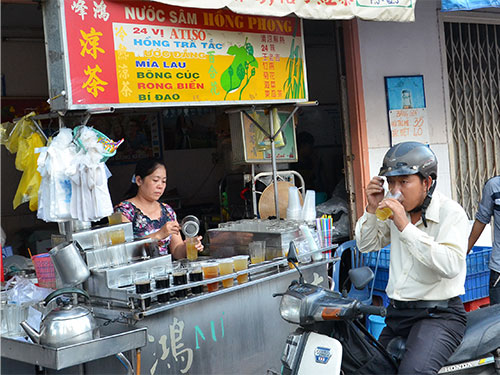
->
[301,190,316,223]
[287,186,302,220]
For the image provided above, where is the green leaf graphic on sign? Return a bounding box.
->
[283,21,305,99]
[221,38,258,100]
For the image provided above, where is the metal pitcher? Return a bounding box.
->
[50,241,90,287]
[21,288,99,347]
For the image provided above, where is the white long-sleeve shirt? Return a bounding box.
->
[355,191,469,301]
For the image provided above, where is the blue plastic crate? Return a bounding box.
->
[460,271,490,303]
[466,247,491,274]
[373,269,389,291]
[364,246,390,292]
[366,245,491,304]
[364,246,390,268]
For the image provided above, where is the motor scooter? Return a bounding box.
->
[274,242,500,375]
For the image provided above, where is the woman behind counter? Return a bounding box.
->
[115,159,203,260]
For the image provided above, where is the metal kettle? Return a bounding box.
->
[20,288,99,347]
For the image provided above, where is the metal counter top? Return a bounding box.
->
[1,327,147,370]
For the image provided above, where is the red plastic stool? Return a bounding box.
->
[464,297,490,311]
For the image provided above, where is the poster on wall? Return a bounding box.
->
[385,75,429,145]
[230,109,297,164]
[59,0,307,110]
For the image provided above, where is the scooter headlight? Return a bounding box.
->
[279,294,302,324]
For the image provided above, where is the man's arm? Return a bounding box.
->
[467,219,486,254]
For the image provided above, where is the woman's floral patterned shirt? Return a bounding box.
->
[115,201,176,255]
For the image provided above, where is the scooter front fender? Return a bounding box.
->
[281,331,342,375]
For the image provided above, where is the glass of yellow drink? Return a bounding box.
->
[109,229,125,245]
[108,212,122,226]
[218,258,234,288]
[233,255,249,284]
[202,261,219,292]
[186,237,198,261]
[249,241,266,264]
[375,191,402,221]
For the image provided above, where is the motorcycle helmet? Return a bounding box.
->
[379,142,437,227]
[379,141,437,180]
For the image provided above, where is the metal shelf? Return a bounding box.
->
[1,327,146,370]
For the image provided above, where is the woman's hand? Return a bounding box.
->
[161,220,180,238]
[366,176,385,214]
[190,236,204,252]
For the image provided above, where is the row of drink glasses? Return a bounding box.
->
[121,255,252,309]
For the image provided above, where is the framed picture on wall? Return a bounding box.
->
[384,75,429,145]
[90,112,162,164]
[229,109,298,164]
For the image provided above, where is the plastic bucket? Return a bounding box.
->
[32,253,56,289]
[367,315,386,339]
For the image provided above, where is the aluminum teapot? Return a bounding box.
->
[20,288,99,347]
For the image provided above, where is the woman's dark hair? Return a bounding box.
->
[123,159,167,200]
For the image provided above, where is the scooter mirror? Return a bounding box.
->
[348,267,374,290]
[287,241,299,264]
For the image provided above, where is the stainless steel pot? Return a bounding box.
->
[20,288,99,347]
[50,241,90,287]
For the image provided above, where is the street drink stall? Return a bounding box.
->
[2,218,337,374]
[1,0,417,373]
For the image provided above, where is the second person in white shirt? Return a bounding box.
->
[355,141,468,375]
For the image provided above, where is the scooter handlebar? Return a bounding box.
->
[357,303,386,317]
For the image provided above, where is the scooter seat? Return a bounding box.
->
[446,303,500,364]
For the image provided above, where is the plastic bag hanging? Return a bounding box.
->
[1,112,46,210]
[37,128,76,222]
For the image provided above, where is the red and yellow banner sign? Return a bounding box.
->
[61,0,307,109]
